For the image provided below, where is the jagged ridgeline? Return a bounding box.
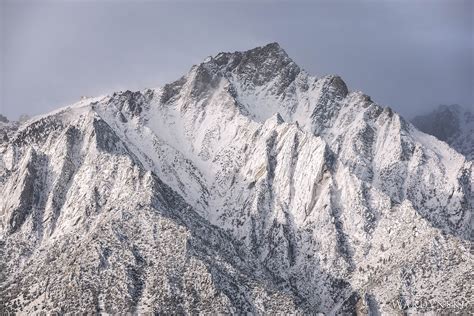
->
[0,43,472,314]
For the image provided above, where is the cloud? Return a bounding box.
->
[1,0,472,119]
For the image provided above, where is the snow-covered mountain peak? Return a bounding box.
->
[210,42,293,73]
[1,44,472,314]
[192,41,297,86]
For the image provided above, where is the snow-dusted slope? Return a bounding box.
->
[412,104,474,161]
[1,43,472,314]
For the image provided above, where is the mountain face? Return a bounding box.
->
[411,104,474,161]
[0,43,472,314]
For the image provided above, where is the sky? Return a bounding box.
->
[0,0,472,120]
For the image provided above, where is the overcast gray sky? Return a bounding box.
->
[1,0,472,120]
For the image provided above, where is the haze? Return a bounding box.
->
[0,0,472,120]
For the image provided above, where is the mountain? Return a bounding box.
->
[0,115,19,144]
[411,104,474,161]
[0,115,8,123]
[0,43,472,314]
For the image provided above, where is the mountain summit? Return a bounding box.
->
[0,43,472,314]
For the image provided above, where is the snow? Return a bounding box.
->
[24,95,108,127]
[0,42,472,314]
[412,127,466,184]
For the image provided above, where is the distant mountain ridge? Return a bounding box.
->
[0,115,8,123]
[0,43,472,314]
[411,104,473,160]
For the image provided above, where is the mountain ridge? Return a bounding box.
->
[0,43,472,314]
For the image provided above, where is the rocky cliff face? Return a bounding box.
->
[411,104,473,161]
[1,43,472,314]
